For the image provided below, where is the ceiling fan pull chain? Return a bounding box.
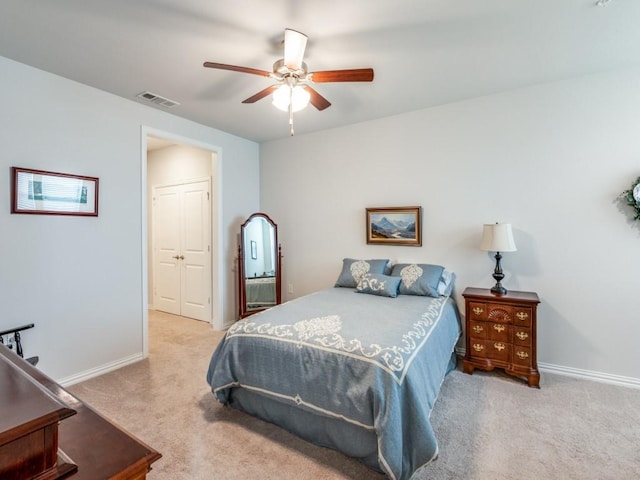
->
[289,87,295,136]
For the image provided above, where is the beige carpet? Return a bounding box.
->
[68,311,640,480]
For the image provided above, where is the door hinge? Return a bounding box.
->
[207,191,210,200]
[208,297,211,305]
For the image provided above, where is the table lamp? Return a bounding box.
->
[480,223,517,295]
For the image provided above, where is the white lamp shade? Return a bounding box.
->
[480,223,517,252]
[272,85,310,112]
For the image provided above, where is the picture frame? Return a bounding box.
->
[11,167,99,216]
[366,206,422,246]
[250,240,258,260]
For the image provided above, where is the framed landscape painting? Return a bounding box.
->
[366,206,422,246]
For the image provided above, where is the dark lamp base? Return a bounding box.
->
[490,251,508,295]
[490,283,507,295]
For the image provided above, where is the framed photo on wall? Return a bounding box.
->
[366,206,422,246]
[11,167,99,216]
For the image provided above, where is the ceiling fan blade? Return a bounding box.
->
[310,68,374,83]
[203,62,272,78]
[284,28,308,71]
[306,87,331,111]
[242,85,280,104]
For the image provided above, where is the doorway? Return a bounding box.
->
[144,132,220,331]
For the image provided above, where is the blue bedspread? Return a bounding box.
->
[206,287,461,480]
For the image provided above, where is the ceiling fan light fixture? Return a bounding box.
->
[272,84,310,112]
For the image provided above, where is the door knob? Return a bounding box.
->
[172,255,180,260]
[179,255,185,260]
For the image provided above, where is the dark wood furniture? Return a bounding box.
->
[462,287,541,388]
[0,345,161,479]
[0,349,77,479]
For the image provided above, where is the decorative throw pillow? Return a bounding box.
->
[390,263,444,297]
[334,258,390,288]
[355,273,401,298]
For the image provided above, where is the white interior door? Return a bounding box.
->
[153,180,211,322]
[180,182,210,320]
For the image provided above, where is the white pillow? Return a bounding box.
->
[437,269,456,296]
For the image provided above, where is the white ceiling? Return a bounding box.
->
[1,0,639,143]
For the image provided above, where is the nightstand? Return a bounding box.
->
[462,287,541,388]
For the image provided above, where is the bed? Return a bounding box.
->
[207,259,461,480]
[245,276,277,308]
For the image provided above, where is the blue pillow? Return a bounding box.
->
[355,273,401,298]
[335,258,390,288]
[390,263,444,297]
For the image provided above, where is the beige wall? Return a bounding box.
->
[260,67,640,386]
[0,55,260,383]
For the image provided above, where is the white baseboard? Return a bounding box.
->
[455,347,640,390]
[57,352,145,387]
[538,362,640,390]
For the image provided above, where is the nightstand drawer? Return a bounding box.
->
[513,307,533,327]
[469,341,488,357]
[486,341,510,362]
[468,302,488,320]
[468,321,487,339]
[486,304,515,324]
[513,327,532,346]
[512,346,533,367]
[486,322,509,342]
[469,340,511,362]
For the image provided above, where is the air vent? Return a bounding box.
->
[136,91,180,108]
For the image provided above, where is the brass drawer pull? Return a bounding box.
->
[472,307,484,315]
[493,324,505,333]
[516,311,529,321]
[472,325,484,334]
[494,343,506,351]
[517,351,529,359]
[516,331,529,341]
[473,343,484,352]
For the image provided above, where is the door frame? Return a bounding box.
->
[140,126,223,357]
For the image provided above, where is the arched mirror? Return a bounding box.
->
[238,213,282,318]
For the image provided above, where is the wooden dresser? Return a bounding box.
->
[0,345,161,479]
[462,287,541,388]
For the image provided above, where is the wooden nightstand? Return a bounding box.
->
[462,287,541,388]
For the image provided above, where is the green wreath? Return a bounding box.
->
[621,176,640,220]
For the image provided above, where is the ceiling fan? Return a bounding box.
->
[204,28,374,135]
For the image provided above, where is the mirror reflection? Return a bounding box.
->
[238,213,282,318]
[244,216,276,309]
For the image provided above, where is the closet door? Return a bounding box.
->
[179,182,210,320]
[153,180,211,321]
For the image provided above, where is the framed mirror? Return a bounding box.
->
[238,213,282,318]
